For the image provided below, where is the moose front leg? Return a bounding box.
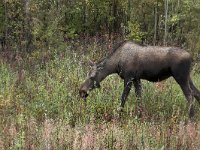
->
[133,79,144,116]
[118,79,133,111]
[133,79,142,98]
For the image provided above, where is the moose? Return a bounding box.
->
[79,41,200,118]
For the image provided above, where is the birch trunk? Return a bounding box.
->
[164,0,168,46]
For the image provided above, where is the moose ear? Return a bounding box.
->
[95,81,100,88]
[88,59,95,67]
[90,70,96,78]
[91,63,97,77]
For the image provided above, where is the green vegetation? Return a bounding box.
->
[0,0,200,149]
[0,43,200,149]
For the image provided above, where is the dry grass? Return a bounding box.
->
[1,119,200,149]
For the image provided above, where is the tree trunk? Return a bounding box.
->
[164,0,168,46]
[127,0,131,22]
[3,0,8,51]
[112,0,118,33]
[24,0,32,52]
[153,1,158,45]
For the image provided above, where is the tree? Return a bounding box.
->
[164,0,169,45]
[0,0,199,53]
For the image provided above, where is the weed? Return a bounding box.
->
[0,43,200,149]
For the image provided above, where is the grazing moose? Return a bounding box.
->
[79,41,200,118]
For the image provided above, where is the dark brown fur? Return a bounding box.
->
[79,41,200,118]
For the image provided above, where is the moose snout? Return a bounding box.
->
[79,90,89,100]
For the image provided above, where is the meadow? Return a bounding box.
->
[0,42,200,149]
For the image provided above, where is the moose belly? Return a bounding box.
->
[140,67,172,82]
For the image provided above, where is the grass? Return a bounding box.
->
[0,43,200,149]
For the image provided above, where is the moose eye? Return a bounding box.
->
[87,72,90,77]
[90,76,95,80]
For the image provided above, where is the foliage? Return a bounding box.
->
[0,0,200,52]
[127,21,145,42]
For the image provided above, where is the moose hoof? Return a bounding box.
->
[117,106,124,112]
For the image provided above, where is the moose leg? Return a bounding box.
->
[133,80,142,113]
[174,77,194,118]
[119,79,133,109]
[172,60,195,118]
[189,78,200,104]
[133,79,142,98]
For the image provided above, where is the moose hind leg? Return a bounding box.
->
[174,77,195,118]
[133,79,142,98]
[172,59,195,118]
[189,78,200,104]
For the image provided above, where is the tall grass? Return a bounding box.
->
[0,43,200,149]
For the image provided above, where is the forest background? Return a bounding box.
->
[0,0,200,149]
[1,0,200,52]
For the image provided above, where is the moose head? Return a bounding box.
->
[79,60,101,100]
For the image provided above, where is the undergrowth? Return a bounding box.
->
[0,43,200,149]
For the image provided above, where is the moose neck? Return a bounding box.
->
[96,58,117,83]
